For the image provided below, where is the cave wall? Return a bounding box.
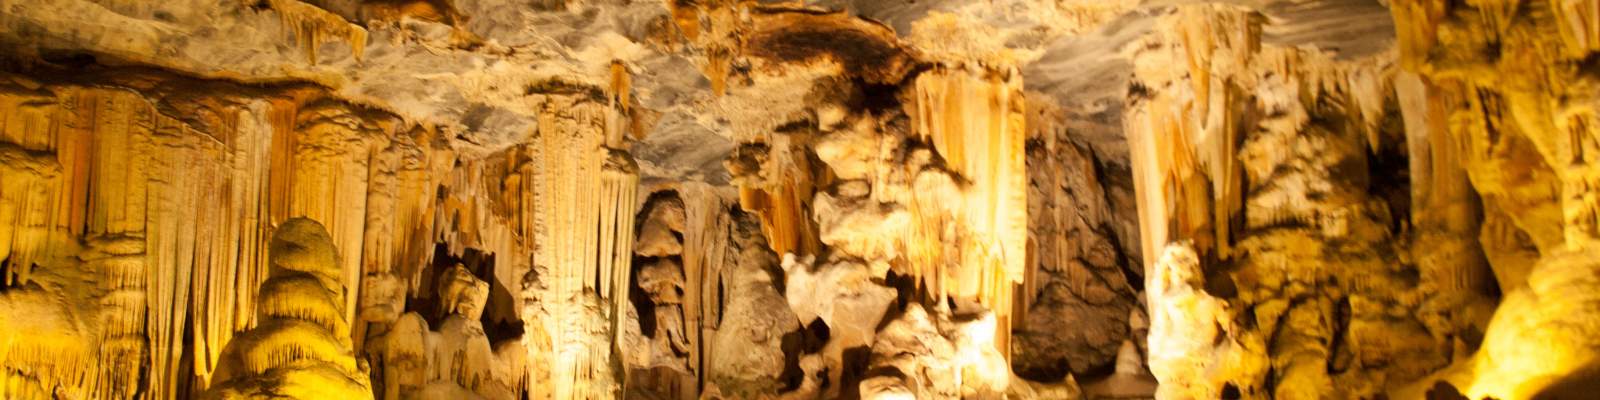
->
[1133,1,1600,399]
[0,68,640,399]
[0,0,1597,399]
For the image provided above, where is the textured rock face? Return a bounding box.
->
[1,0,1598,398]
[1128,1,1600,398]
[208,217,373,400]
[1019,100,1140,380]
[1124,5,1460,397]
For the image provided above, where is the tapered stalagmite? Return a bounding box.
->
[7,0,1600,398]
[206,217,373,399]
[1146,243,1242,399]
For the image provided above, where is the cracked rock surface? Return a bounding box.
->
[2,0,1597,398]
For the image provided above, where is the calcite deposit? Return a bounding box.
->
[0,0,1597,398]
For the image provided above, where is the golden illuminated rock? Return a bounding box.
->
[206,217,373,400]
[4,0,1600,398]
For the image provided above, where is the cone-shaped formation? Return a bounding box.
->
[206,217,373,399]
[5,0,1600,398]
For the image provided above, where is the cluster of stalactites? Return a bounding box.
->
[664,0,749,96]
[0,83,288,400]
[521,97,638,400]
[902,64,1028,356]
[1126,4,1399,272]
[1385,0,1600,397]
[727,135,825,259]
[1394,0,1600,250]
[0,74,464,399]
[1126,4,1502,397]
[0,79,86,288]
[266,0,368,64]
[0,80,126,400]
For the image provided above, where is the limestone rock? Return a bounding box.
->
[5,0,1600,398]
[207,218,373,400]
[1429,245,1600,399]
[706,247,799,396]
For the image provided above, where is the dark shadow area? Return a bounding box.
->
[1426,380,1469,400]
[410,243,524,343]
[1222,383,1242,400]
[1532,363,1600,400]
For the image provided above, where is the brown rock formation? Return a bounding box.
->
[3,0,1600,398]
[207,217,373,399]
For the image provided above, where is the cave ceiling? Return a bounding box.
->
[0,0,1394,179]
[4,0,1600,399]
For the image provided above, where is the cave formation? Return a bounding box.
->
[0,0,1598,399]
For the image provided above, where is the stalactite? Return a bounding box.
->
[904,65,1028,357]
[286,99,388,327]
[609,60,631,115]
[728,134,823,259]
[1385,0,1600,396]
[142,100,225,400]
[185,100,271,388]
[266,0,369,64]
[520,97,637,399]
[676,183,730,396]
[1125,5,1263,270]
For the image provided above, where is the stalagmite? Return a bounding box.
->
[704,212,797,397]
[782,254,896,398]
[1146,243,1247,399]
[1423,245,1600,399]
[391,264,527,400]
[6,0,1600,397]
[206,218,373,399]
[858,302,1013,400]
[859,304,961,400]
[1078,341,1157,398]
